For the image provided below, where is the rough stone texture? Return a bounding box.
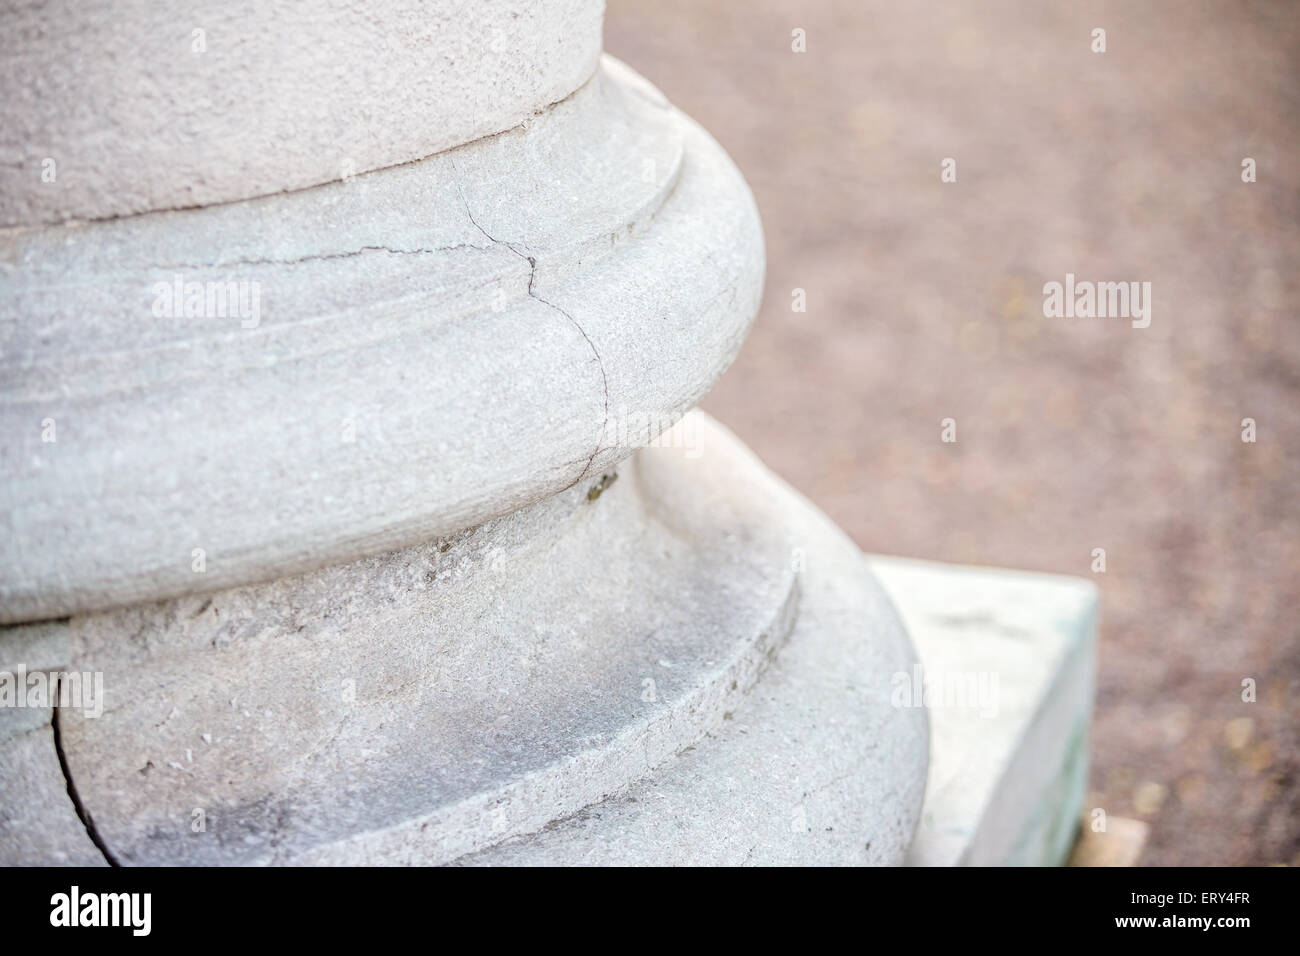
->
[0,623,105,865]
[607,0,1299,867]
[869,557,1097,866]
[0,57,765,623]
[44,414,926,865]
[0,0,605,226]
[0,714,108,866]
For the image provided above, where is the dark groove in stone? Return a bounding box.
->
[51,677,119,866]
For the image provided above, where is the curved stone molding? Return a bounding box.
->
[0,0,606,226]
[0,57,765,623]
[46,414,926,865]
[42,414,923,866]
[462,425,929,865]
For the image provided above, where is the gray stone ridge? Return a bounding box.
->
[4,414,929,866]
[0,57,765,623]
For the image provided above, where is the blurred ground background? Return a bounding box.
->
[606,0,1299,866]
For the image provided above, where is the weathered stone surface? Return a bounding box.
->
[0,0,606,226]
[458,537,1100,866]
[460,424,929,866]
[47,414,925,865]
[0,714,108,866]
[872,558,1097,866]
[0,622,107,865]
[0,57,765,623]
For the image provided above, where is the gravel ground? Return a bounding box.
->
[606,0,1300,866]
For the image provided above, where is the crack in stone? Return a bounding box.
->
[51,676,120,866]
[452,171,611,489]
[2,66,607,236]
[531,290,610,488]
[156,243,490,272]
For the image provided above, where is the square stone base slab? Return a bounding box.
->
[866,556,1099,867]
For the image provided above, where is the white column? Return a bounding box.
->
[0,1,1093,867]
